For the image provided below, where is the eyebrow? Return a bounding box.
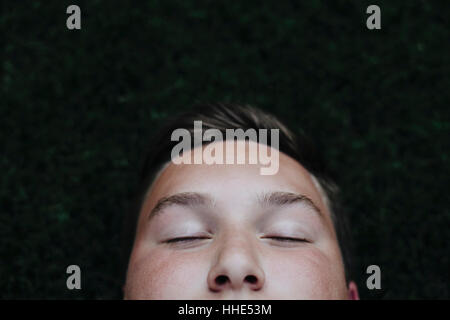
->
[148,191,324,220]
[258,191,324,220]
[148,192,214,220]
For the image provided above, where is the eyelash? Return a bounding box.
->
[165,236,308,244]
[165,236,210,243]
[263,236,309,243]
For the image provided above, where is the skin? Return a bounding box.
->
[124,141,359,299]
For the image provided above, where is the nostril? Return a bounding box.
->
[245,275,258,284]
[216,275,228,285]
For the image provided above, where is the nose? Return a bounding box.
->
[207,236,265,293]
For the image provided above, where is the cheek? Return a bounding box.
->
[264,248,347,299]
[125,248,207,299]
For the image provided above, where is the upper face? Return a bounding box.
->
[124,141,351,299]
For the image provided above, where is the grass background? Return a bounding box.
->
[1,0,449,299]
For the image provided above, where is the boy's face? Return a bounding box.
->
[124,141,356,299]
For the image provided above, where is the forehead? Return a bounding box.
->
[138,141,335,229]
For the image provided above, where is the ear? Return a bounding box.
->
[348,281,360,300]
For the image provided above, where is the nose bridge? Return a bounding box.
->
[218,223,259,259]
[220,237,253,270]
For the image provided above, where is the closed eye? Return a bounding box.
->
[263,236,309,243]
[165,236,211,244]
